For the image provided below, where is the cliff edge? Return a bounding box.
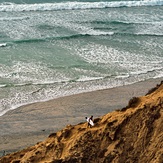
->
[0,81,163,163]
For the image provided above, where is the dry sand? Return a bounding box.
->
[0,78,162,156]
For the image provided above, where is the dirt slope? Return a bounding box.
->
[0,81,163,163]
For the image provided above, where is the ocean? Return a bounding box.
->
[0,0,163,116]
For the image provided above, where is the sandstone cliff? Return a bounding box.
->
[0,81,163,163]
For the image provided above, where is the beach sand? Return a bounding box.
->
[0,78,162,156]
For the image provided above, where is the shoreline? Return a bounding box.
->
[0,77,162,156]
[1,78,162,118]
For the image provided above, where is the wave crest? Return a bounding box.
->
[0,43,7,47]
[0,1,163,12]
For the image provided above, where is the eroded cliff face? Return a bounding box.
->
[0,82,163,163]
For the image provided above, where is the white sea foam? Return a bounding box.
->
[86,30,114,36]
[76,76,104,82]
[0,61,69,86]
[0,43,7,47]
[0,1,163,12]
[115,74,130,79]
[0,84,7,88]
[153,71,163,78]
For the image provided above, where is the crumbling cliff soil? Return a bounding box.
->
[0,81,163,163]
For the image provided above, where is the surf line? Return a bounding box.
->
[0,1,163,12]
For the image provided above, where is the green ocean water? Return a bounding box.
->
[0,0,163,115]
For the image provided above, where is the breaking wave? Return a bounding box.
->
[0,1,163,12]
[0,43,7,47]
[12,32,114,44]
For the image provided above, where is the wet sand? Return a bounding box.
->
[0,78,162,156]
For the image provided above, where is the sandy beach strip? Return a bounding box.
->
[0,77,162,156]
